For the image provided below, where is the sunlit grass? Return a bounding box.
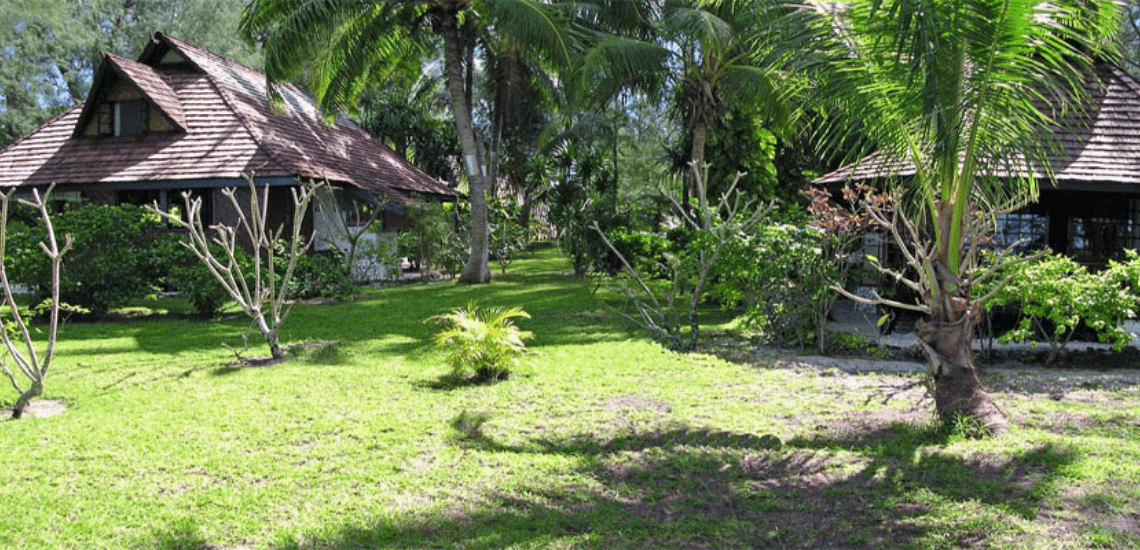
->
[1,246,1137,549]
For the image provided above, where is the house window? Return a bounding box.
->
[114,100,148,136]
[995,212,1047,251]
[1068,197,1140,263]
[98,100,148,136]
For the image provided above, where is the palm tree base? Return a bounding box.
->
[919,320,1009,436]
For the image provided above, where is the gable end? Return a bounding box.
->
[72,53,188,139]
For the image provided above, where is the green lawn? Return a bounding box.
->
[2,247,1138,549]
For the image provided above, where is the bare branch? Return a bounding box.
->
[830,283,932,314]
[147,177,322,360]
[1,185,70,417]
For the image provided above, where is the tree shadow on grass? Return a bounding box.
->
[131,517,213,550]
[270,421,1076,549]
[411,373,501,391]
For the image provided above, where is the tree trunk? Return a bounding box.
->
[441,11,491,284]
[918,265,1009,436]
[684,121,709,218]
[255,312,284,360]
[520,191,532,230]
[11,379,42,419]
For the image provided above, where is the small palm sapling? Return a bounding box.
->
[428,302,533,381]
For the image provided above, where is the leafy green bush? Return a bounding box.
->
[399,203,467,278]
[151,233,232,317]
[1105,249,1140,305]
[488,200,532,274]
[712,221,842,348]
[284,251,355,301]
[6,204,164,314]
[977,252,1134,363]
[603,228,673,279]
[427,302,533,381]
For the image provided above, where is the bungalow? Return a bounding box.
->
[0,32,457,279]
[816,60,1140,267]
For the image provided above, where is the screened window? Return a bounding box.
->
[994,212,1047,251]
[1068,197,1140,263]
[114,100,148,136]
[97,100,149,136]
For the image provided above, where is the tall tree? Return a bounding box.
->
[240,0,576,284]
[811,0,1120,434]
[574,0,799,209]
[1118,1,1140,77]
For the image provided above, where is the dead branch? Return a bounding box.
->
[0,186,72,418]
[146,177,321,360]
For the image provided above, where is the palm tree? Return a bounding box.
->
[573,0,796,207]
[240,0,576,284]
[812,0,1120,434]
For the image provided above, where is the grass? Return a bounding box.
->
[2,246,1138,549]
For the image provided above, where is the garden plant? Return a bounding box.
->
[0,187,70,418]
[428,301,533,382]
[146,178,322,361]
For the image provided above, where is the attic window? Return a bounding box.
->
[97,100,148,136]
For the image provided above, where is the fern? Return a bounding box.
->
[428,302,533,381]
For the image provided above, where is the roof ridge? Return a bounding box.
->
[156,33,266,80]
[160,35,301,180]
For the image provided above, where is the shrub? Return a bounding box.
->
[489,200,532,274]
[491,221,530,274]
[593,169,770,351]
[151,233,234,317]
[977,252,1134,363]
[427,302,533,381]
[6,204,164,314]
[1105,249,1140,305]
[711,221,845,349]
[284,250,355,301]
[399,203,467,278]
[603,228,673,279]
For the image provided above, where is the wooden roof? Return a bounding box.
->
[0,32,456,202]
[816,62,1140,191]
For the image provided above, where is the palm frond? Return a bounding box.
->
[484,0,578,69]
[664,5,733,52]
[573,36,669,106]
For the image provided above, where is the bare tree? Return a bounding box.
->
[595,164,769,351]
[147,177,321,361]
[1,187,72,419]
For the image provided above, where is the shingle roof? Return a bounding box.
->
[0,32,456,202]
[816,62,1140,188]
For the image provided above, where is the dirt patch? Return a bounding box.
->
[717,341,1140,400]
[2,398,67,418]
[605,394,671,414]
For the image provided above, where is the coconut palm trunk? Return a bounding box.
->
[440,11,492,284]
[919,256,1008,434]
